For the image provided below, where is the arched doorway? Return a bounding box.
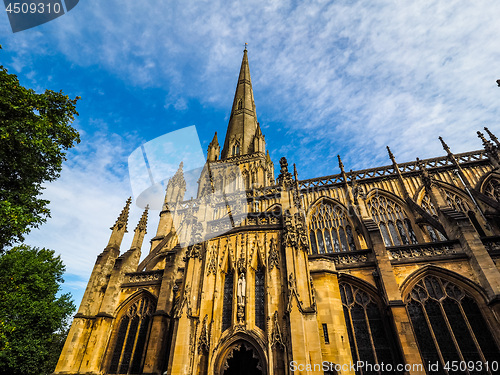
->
[219,341,265,375]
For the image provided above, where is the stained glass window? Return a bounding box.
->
[108,297,155,374]
[406,276,500,374]
[255,267,265,330]
[340,282,401,375]
[222,270,234,332]
[367,195,417,247]
[309,201,357,254]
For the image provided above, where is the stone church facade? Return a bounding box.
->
[55,50,500,375]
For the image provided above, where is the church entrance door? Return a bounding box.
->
[222,343,263,375]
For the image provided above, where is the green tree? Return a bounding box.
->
[0,245,76,375]
[0,46,80,251]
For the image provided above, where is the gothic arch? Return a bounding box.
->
[476,170,500,193]
[336,274,403,371]
[425,180,488,235]
[337,273,379,295]
[265,203,282,215]
[365,189,419,246]
[400,264,488,303]
[365,188,410,211]
[213,333,268,375]
[478,170,500,202]
[306,197,360,254]
[105,290,157,374]
[412,188,448,242]
[400,265,500,371]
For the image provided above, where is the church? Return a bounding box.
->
[54,50,500,375]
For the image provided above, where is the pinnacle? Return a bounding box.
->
[111,197,132,231]
[439,136,451,153]
[135,205,149,233]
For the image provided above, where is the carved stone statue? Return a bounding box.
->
[237,272,246,306]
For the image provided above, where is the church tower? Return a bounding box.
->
[55,50,500,375]
[201,48,274,193]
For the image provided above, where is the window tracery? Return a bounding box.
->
[484,178,500,202]
[340,282,400,374]
[421,194,438,216]
[406,275,500,375]
[222,270,234,332]
[255,266,265,330]
[108,296,155,374]
[444,190,470,213]
[367,195,417,246]
[309,201,356,254]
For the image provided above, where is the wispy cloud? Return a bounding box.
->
[25,130,157,281]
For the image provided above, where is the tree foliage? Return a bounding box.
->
[0,245,76,375]
[0,47,80,251]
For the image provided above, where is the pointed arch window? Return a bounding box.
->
[423,225,447,243]
[232,142,240,156]
[443,189,486,236]
[222,269,234,332]
[406,276,500,374]
[309,201,357,254]
[421,194,438,216]
[255,266,265,330]
[108,296,155,374]
[444,190,470,213]
[484,178,500,202]
[340,282,401,374]
[367,195,417,246]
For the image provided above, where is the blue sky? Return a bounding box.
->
[2,0,500,306]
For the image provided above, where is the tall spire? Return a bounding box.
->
[107,197,131,248]
[221,49,260,159]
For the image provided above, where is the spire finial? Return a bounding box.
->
[477,130,497,155]
[337,155,345,173]
[484,127,500,146]
[135,205,149,233]
[477,130,488,143]
[438,136,451,154]
[244,42,248,51]
[386,146,396,163]
[111,197,132,231]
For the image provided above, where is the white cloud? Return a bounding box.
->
[25,130,158,280]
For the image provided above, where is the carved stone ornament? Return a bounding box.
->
[270,311,285,350]
[174,284,192,318]
[416,157,434,189]
[207,245,217,275]
[268,237,280,271]
[350,171,365,201]
[309,276,317,310]
[286,273,302,313]
[282,210,298,249]
[295,212,309,252]
[277,157,294,186]
[197,315,210,354]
